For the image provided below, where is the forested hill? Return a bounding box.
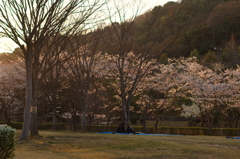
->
[95,0,240,59]
[165,0,240,57]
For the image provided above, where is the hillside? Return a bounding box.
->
[94,0,240,60]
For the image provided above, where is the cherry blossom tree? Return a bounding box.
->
[101,52,157,125]
[100,0,179,126]
[179,60,240,132]
[0,58,25,124]
[178,59,222,134]
[137,58,192,133]
[222,66,240,128]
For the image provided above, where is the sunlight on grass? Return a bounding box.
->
[14,130,240,159]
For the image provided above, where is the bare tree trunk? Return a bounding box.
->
[19,55,33,140]
[206,116,213,136]
[154,119,159,134]
[235,118,239,128]
[52,71,59,130]
[122,96,128,125]
[72,112,78,131]
[81,105,87,132]
[30,52,40,136]
[120,81,129,126]
[52,102,58,130]
[81,95,87,132]
[142,109,147,133]
[126,97,131,125]
[30,81,39,136]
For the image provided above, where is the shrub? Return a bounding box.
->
[132,126,143,133]
[9,122,23,129]
[159,53,168,64]
[188,118,200,127]
[204,50,218,62]
[0,125,15,159]
[57,123,66,130]
[221,47,231,62]
[0,122,23,129]
[190,49,200,59]
[0,122,66,130]
[130,115,138,125]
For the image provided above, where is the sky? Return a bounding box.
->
[141,0,177,11]
[0,0,177,53]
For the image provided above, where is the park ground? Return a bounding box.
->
[14,130,240,159]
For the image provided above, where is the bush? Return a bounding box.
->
[0,122,22,129]
[204,50,218,62]
[56,123,66,130]
[9,122,23,129]
[159,53,168,64]
[130,115,138,125]
[0,122,66,130]
[132,126,143,132]
[0,125,15,159]
[190,49,200,59]
[188,118,200,127]
[221,47,231,62]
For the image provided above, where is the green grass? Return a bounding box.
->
[15,130,240,159]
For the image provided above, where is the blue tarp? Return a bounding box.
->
[135,133,182,136]
[97,132,115,134]
[97,132,182,136]
[226,137,240,139]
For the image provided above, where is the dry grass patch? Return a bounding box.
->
[15,130,240,159]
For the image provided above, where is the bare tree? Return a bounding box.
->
[101,0,178,126]
[62,33,105,132]
[40,59,63,130]
[0,0,105,140]
[102,0,145,126]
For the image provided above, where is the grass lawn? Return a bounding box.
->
[15,130,240,159]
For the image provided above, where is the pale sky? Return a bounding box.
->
[142,0,177,11]
[0,0,177,53]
